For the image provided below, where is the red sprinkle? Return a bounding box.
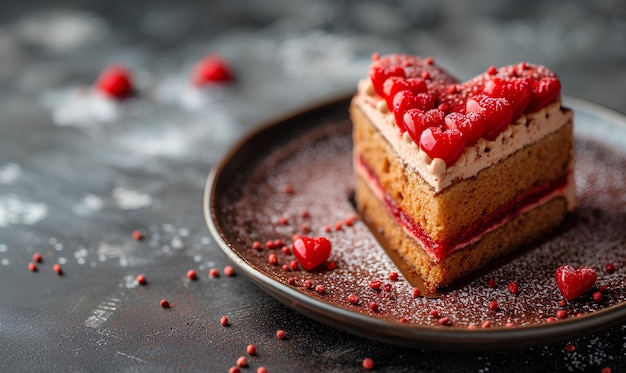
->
[546,317,557,323]
[429,309,439,318]
[602,367,612,373]
[304,280,313,289]
[487,66,498,75]
[412,287,420,298]
[276,329,286,339]
[32,252,42,263]
[209,268,220,278]
[132,230,144,241]
[236,356,248,367]
[287,277,296,285]
[252,241,262,251]
[186,269,197,280]
[348,294,359,305]
[421,71,430,80]
[556,310,567,319]
[300,224,310,234]
[565,344,576,352]
[369,302,379,312]
[224,266,235,277]
[136,274,146,285]
[605,263,616,274]
[289,260,298,270]
[220,316,229,326]
[362,357,375,370]
[300,210,309,218]
[507,282,519,294]
[246,344,257,355]
[315,285,325,294]
[160,299,170,308]
[438,316,450,326]
[592,291,604,302]
[274,239,284,247]
[599,285,609,293]
[369,280,382,290]
[489,301,499,311]
[268,254,278,265]
[279,216,289,225]
[96,65,133,98]
[283,184,293,194]
[382,283,392,292]
[487,278,497,288]
[505,322,515,328]
[28,262,37,272]
[334,222,342,231]
[265,240,275,249]
[400,317,410,323]
[282,246,291,255]
[229,367,240,373]
[282,264,289,271]
[389,271,399,281]
[559,299,567,307]
[53,263,63,275]
[323,225,331,233]
[257,368,268,373]
[327,261,337,270]
[482,321,491,328]
[467,324,477,330]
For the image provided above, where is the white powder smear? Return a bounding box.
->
[73,194,104,215]
[0,194,48,227]
[112,187,152,210]
[0,163,21,185]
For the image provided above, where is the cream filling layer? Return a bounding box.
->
[353,79,574,193]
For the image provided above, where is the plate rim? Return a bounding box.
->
[204,94,626,350]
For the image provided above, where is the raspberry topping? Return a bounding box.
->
[367,54,561,164]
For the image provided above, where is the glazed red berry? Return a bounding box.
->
[404,108,445,142]
[192,55,234,86]
[466,94,513,141]
[419,126,465,164]
[444,112,487,145]
[369,64,406,97]
[483,78,532,120]
[526,76,561,113]
[392,91,434,131]
[96,65,133,99]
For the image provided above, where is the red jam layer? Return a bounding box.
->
[358,155,569,261]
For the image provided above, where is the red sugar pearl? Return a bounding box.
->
[362,357,375,370]
[334,222,342,231]
[160,299,170,308]
[412,287,420,298]
[546,317,557,323]
[315,285,325,294]
[565,344,576,352]
[348,294,359,305]
[257,368,268,373]
[327,261,336,270]
[487,66,498,75]
[252,241,262,251]
[606,263,616,274]
[33,252,42,263]
[369,280,382,290]
[487,278,497,288]
[274,239,284,247]
[382,283,392,292]
[282,264,289,271]
[323,225,331,233]
[467,324,477,330]
[236,356,248,368]
[507,282,519,294]
[599,285,609,293]
[283,184,293,194]
[268,254,278,265]
[438,316,450,326]
[53,263,63,275]
[289,260,298,270]
[593,291,604,302]
[186,269,197,280]
[400,317,410,324]
[489,301,499,311]
[209,268,220,278]
[369,302,379,312]
[389,272,399,281]
[301,210,309,218]
[282,246,291,255]
[246,344,257,355]
[229,367,240,373]
[421,71,430,80]
[300,224,310,234]
[28,262,37,272]
[602,367,612,373]
[265,240,275,249]
[287,277,296,285]
[556,310,567,319]
[505,322,515,328]
[482,321,491,329]
[305,280,313,289]
[559,299,567,307]
[220,316,229,326]
[224,266,235,277]
[276,329,286,339]
[279,216,289,225]
[132,230,143,240]
[137,274,147,285]
[429,309,439,318]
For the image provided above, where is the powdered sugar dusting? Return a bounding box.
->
[218,118,626,331]
[112,187,152,210]
[0,163,21,185]
[0,194,48,227]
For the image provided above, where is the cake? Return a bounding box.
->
[351,54,576,290]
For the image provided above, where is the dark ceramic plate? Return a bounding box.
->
[204,95,626,351]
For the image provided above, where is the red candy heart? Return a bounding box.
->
[292,236,332,271]
[96,65,133,99]
[404,109,445,141]
[368,55,562,163]
[419,126,465,164]
[555,265,597,300]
